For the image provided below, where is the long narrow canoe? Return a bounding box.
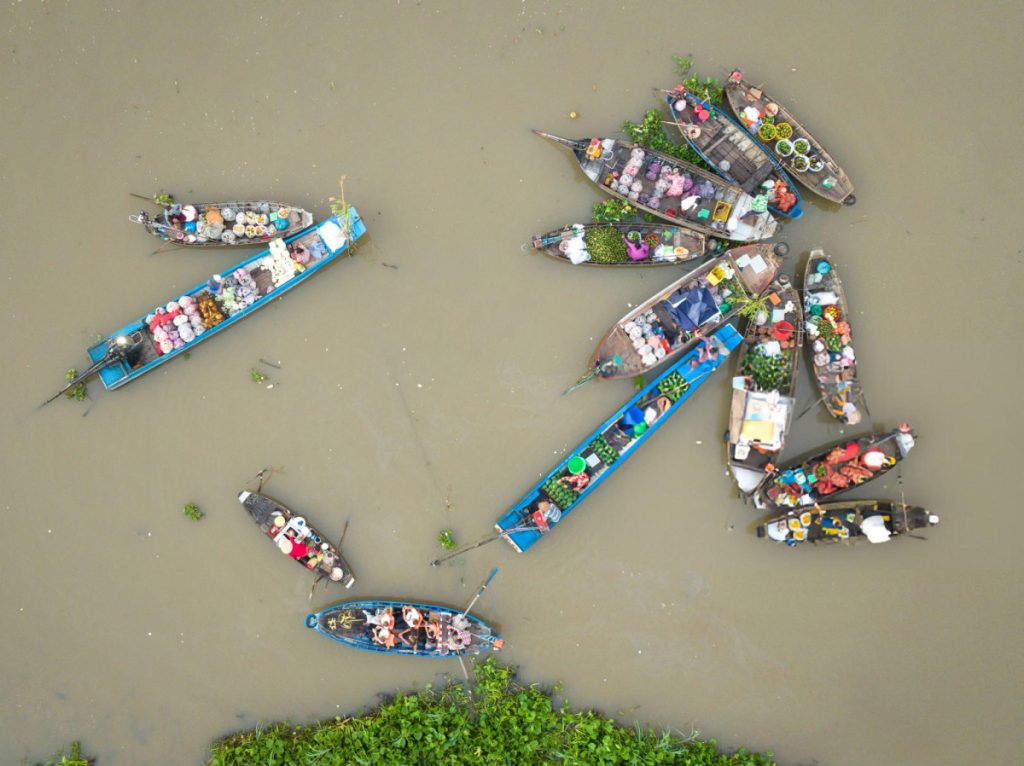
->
[757,501,939,546]
[751,425,917,511]
[589,243,783,381]
[725,71,855,205]
[534,132,778,242]
[666,90,803,219]
[306,600,502,657]
[532,222,711,267]
[130,200,314,247]
[73,209,365,392]
[726,276,804,495]
[495,324,743,553]
[238,490,356,588]
[804,249,865,425]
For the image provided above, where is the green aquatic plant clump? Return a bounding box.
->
[583,226,630,263]
[438,528,456,550]
[182,503,204,521]
[207,660,778,766]
[673,54,725,106]
[64,369,87,402]
[34,741,93,766]
[623,110,708,169]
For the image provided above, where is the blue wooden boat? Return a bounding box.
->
[494,324,743,553]
[305,600,503,657]
[57,209,365,396]
[238,490,356,588]
[666,90,804,219]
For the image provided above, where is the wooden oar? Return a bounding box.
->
[40,336,135,408]
[459,567,499,619]
[309,518,350,599]
[562,354,623,396]
[429,525,537,567]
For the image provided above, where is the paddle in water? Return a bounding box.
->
[562,355,622,396]
[429,525,540,567]
[309,518,350,599]
[460,567,499,620]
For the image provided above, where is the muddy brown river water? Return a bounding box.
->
[2,2,1022,764]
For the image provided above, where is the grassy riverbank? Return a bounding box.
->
[207,660,776,765]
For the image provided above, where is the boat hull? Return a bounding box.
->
[86,209,366,390]
[590,243,783,380]
[495,324,743,553]
[666,93,803,219]
[757,501,938,545]
[130,200,314,247]
[238,490,356,588]
[535,132,779,242]
[803,249,864,424]
[726,278,803,496]
[725,74,855,205]
[533,222,709,267]
[751,427,916,511]
[306,600,501,657]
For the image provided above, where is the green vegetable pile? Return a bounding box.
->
[583,226,629,263]
[588,435,620,466]
[741,347,792,391]
[815,318,844,352]
[207,660,779,766]
[658,371,691,402]
[592,198,650,223]
[542,475,578,510]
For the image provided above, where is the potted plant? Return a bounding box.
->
[793,138,810,154]
[791,155,810,172]
[774,122,793,140]
[775,139,794,157]
[757,122,778,141]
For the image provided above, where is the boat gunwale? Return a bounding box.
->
[724,75,855,204]
[666,92,804,219]
[496,324,744,552]
[88,209,366,390]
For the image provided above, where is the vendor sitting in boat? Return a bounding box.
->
[530,498,562,532]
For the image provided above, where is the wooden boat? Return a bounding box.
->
[129,200,314,247]
[751,425,917,511]
[534,131,779,242]
[588,243,783,381]
[238,490,356,588]
[726,277,804,495]
[757,501,939,545]
[804,249,865,425]
[306,600,502,657]
[665,89,803,219]
[532,222,710,267]
[54,210,365,396]
[495,324,743,553]
[725,70,855,205]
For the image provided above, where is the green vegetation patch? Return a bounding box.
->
[207,660,777,766]
[33,741,93,766]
